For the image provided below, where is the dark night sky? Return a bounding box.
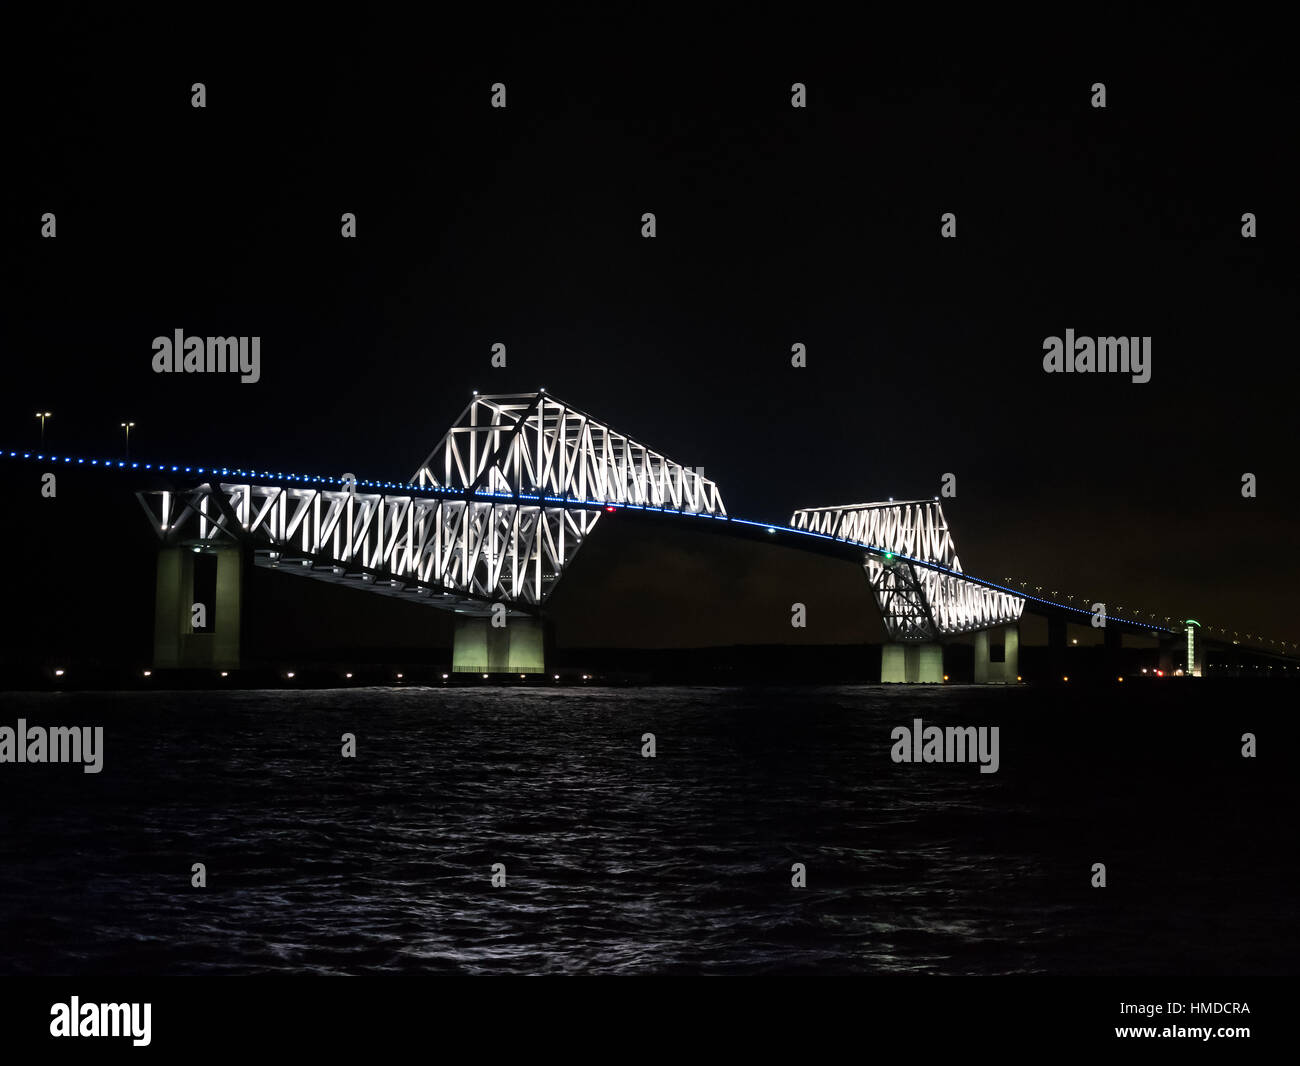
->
[3,12,1296,644]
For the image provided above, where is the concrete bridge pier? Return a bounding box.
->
[974,623,1019,683]
[153,542,243,669]
[881,642,943,683]
[452,613,549,675]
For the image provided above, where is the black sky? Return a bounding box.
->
[3,11,1296,643]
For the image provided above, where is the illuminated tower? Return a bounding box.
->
[1184,619,1202,677]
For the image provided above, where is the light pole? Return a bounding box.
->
[120,421,135,459]
[35,411,51,448]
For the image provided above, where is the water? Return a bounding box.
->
[0,684,1294,975]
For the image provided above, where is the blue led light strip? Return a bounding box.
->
[1,446,1175,633]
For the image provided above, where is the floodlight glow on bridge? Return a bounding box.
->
[791,500,1025,640]
[129,391,728,612]
[0,388,1190,641]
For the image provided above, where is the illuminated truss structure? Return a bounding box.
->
[133,391,1021,635]
[137,391,726,613]
[412,391,725,513]
[790,500,1024,640]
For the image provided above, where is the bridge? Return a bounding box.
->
[106,388,1190,682]
[7,388,1280,682]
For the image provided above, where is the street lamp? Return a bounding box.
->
[35,411,51,447]
[120,421,135,458]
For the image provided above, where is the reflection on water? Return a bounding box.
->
[0,684,1294,974]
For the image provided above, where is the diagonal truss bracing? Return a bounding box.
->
[132,393,1018,636]
[138,481,607,612]
[791,500,1024,640]
[413,391,726,514]
[137,391,726,612]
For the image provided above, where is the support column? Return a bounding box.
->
[453,614,547,674]
[881,643,907,683]
[153,547,185,668]
[1004,623,1019,682]
[153,543,242,670]
[974,624,1019,683]
[881,643,942,683]
[911,644,943,683]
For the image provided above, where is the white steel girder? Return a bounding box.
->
[134,395,1019,635]
[139,482,608,611]
[413,391,726,514]
[137,391,726,611]
[791,500,1024,639]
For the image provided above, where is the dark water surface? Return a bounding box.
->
[0,683,1295,975]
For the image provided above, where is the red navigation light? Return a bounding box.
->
[604,506,616,513]
[1156,669,1164,677]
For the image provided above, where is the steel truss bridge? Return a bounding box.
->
[120,389,1165,642]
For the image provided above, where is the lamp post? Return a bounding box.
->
[120,421,135,459]
[35,411,51,448]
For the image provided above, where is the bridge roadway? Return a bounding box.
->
[9,382,1296,682]
[22,362,1297,682]
[2,441,1172,642]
